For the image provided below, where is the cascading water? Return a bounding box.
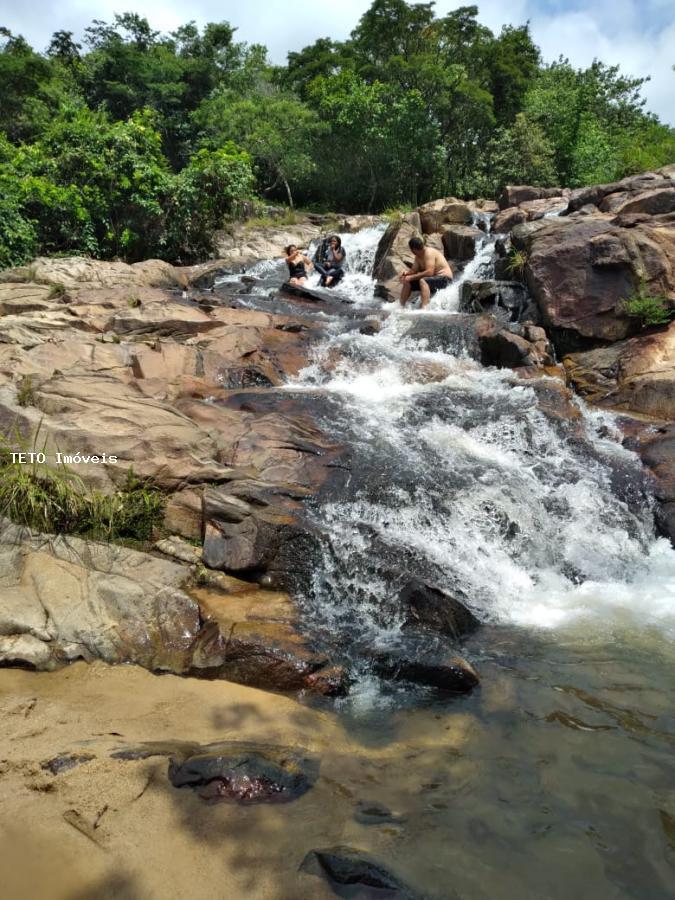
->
[283,224,675,669]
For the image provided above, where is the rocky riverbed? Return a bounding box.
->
[0,179,674,898]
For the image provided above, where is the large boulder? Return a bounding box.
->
[475,316,554,368]
[417,198,473,233]
[441,224,483,260]
[498,185,563,210]
[512,214,675,351]
[567,171,673,214]
[493,206,527,234]
[371,213,422,299]
[563,323,675,419]
[621,422,675,545]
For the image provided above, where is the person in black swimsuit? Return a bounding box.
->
[284,245,313,285]
[315,235,346,288]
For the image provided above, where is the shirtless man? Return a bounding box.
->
[399,236,453,308]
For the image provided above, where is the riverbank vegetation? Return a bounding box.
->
[1,2,673,266]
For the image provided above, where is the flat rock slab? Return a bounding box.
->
[280,281,354,305]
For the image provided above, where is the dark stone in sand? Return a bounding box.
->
[168,741,319,804]
[41,752,96,775]
[301,845,427,898]
[399,578,480,640]
[354,801,405,826]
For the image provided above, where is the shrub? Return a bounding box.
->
[0,430,164,543]
[16,375,37,407]
[505,247,528,280]
[622,281,672,328]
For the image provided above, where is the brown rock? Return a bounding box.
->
[417,198,473,233]
[563,323,675,418]
[441,224,483,260]
[493,207,527,233]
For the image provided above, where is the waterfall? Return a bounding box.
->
[285,225,675,656]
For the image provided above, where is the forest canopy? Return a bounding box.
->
[0,1,673,266]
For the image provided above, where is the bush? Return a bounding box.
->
[0,431,164,543]
[622,281,672,328]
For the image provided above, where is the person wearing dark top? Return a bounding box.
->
[315,235,346,288]
[284,245,313,285]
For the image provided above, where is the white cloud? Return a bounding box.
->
[0,0,672,122]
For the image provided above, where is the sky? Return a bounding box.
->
[1,0,673,123]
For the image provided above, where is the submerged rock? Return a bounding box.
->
[168,741,319,803]
[368,642,479,694]
[301,845,428,898]
[398,578,479,640]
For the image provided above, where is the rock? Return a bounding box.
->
[395,314,481,358]
[301,846,424,899]
[187,586,348,694]
[398,578,479,639]
[563,323,675,418]
[510,214,674,350]
[498,185,563,210]
[212,220,322,270]
[441,224,483,260]
[41,753,95,775]
[163,488,203,541]
[0,375,227,491]
[417,198,473,233]
[0,520,200,672]
[168,741,319,803]
[1,257,185,290]
[475,315,554,368]
[493,207,527,233]
[566,171,671,214]
[369,642,480,693]
[621,422,675,544]
[354,801,405,826]
[340,214,384,232]
[372,214,421,298]
[460,280,529,320]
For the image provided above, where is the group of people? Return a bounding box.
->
[284,233,453,308]
[284,235,346,288]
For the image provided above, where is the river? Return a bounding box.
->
[215,221,675,898]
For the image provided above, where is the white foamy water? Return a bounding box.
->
[284,223,675,643]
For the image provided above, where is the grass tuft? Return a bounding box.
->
[0,427,164,543]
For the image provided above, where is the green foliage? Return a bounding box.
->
[0,2,671,261]
[505,247,528,280]
[622,282,672,328]
[165,144,254,261]
[0,430,164,542]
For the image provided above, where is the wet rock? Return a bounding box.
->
[460,280,529,319]
[563,323,675,419]
[187,587,348,695]
[475,316,554,368]
[354,801,405,826]
[280,281,354,305]
[369,641,480,693]
[301,845,426,898]
[621,422,675,545]
[396,314,480,358]
[168,741,319,803]
[372,215,421,300]
[399,578,479,640]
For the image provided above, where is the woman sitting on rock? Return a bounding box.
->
[284,245,313,285]
[315,235,346,288]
